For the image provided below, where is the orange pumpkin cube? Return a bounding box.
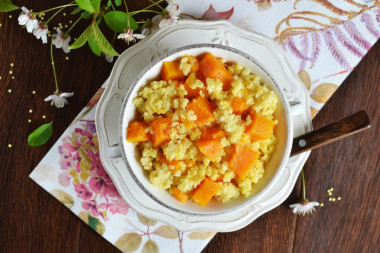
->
[126,121,150,143]
[245,114,274,142]
[196,139,223,162]
[192,178,222,206]
[186,96,215,126]
[231,97,248,115]
[201,126,226,140]
[150,117,172,147]
[228,144,260,179]
[183,73,208,99]
[199,53,233,90]
[171,187,188,203]
[161,61,184,82]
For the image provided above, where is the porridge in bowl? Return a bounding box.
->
[126,52,278,206]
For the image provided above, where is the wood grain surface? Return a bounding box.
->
[0,1,379,253]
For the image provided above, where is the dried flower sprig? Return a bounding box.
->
[1,0,184,146]
[289,169,319,216]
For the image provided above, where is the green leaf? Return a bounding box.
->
[115,233,142,253]
[0,0,19,12]
[78,212,105,235]
[142,240,159,253]
[114,0,122,7]
[75,0,95,13]
[107,0,112,8]
[93,25,119,56]
[104,11,138,33]
[88,215,100,231]
[88,36,101,56]
[90,0,101,11]
[28,123,53,147]
[68,25,93,49]
[81,11,92,19]
[71,7,82,15]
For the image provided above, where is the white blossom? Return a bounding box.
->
[159,1,183,28]
[117,29,146,44]
[18,7,38,33]
[52,28,71,53]
[166,1,183,17]
[33,23,48,44]
[289,201,319,216]
[44,92,74,108]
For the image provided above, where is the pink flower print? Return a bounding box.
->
[58,152,77,171]
[89,176,118,199]
[58,172,71,186]
[98,198,129,215]
[83,122,97,135]
[82,199,102,217]
[75,184,93,200]
[109,198,129,215]
[61,131,95,172]
[87,150,103,172]
[89,165,118,199]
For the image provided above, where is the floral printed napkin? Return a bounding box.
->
[30,1,380,252]
[179,0,380,117]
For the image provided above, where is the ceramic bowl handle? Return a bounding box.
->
[290,110,370,157]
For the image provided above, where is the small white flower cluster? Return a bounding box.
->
[140,1,184,37]
[118,1,184,41]
[159,1,184,28]
[18,6,70,53]
[19,1,185,108]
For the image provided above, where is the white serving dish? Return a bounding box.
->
[95,20,312,232]
[120,43,293,215]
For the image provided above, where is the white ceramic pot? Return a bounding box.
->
[119,44,293,216]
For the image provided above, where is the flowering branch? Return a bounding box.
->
[1,0,184,146]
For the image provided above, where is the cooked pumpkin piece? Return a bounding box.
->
[196,138,223,162]
[183,72,208,98]
[231,97,248,115]
[201,126,226,140]
[228,144,260,179]
[186,96,215,126]
[126,121,150,143]
[150,117,172,147]
[171,187,188,203]
[199,52,233,90]
[161,61,184,82]
[245,113,274,142]
[192,178,222,206]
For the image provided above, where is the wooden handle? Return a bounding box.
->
[290,110,370,157]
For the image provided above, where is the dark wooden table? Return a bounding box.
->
[1,1,379,252]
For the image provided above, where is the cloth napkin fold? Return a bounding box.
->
[30,1,380,252]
